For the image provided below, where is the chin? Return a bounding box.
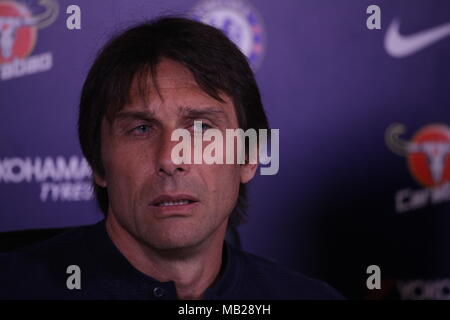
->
[134,215,227,252]
[141,230,206,252]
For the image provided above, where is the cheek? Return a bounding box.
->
[102,141,153,192]
[199,164,241,206]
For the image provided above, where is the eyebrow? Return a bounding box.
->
[111,106,228,125]
[179,106,227,121]
[113,110,156,123]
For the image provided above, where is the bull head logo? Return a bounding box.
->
[386,123,450,186]
[0,0,59,61]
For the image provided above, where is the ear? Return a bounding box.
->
[240,162,258,184]
[93,171,107,188]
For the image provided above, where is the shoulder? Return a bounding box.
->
[228,244,344,300]
[1,222,95,260]
[0,223,98,299]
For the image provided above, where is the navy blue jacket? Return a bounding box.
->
[0,220,343,300]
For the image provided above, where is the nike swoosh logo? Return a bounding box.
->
[384,19,450,58]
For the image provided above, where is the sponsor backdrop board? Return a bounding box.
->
[1,0,450,299]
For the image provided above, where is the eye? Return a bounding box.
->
[201,122,212,131]
[131,124,152,135]
[193,121,213,132]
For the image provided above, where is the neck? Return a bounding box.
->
[105,214,227,300]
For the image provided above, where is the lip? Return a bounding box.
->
[149,194,199,218]
[150,194,199,205]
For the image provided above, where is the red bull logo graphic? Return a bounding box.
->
[386,123,450,213]
[0,0,58,80]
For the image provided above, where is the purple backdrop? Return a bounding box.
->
[1,0,450,299]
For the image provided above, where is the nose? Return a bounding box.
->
[156,130,189,177]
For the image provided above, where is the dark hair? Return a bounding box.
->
[78,16,269,226]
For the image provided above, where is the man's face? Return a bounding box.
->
[95,59,256,251]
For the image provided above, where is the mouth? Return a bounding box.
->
[150,194,199,208]
[149,194,199,218]
[154,199,197,207]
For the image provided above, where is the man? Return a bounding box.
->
[0,17,343,300]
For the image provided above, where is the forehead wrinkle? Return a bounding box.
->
[177,105,228,120]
